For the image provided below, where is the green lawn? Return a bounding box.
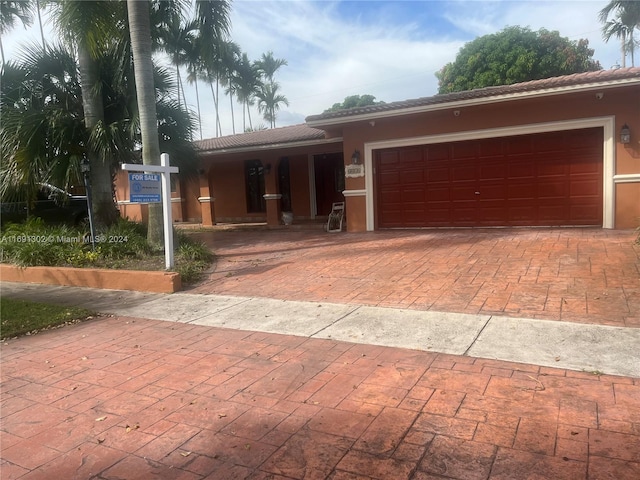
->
[1,297,94,339]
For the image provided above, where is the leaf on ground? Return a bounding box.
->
[180,451,192,457]
[125,423,139,433]
[95,416,107,422]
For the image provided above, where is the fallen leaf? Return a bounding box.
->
[555,356,561,362]
[244,444,251,450]
[218,413,227,418]
[81,356,88,361]
[95,416,107,422]
[97,438,105,444]
[180,451,192,457]
[125,424,139,433]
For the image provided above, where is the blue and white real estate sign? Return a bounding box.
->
[129,173,161,203]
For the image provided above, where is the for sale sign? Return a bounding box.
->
[129,173,161,203]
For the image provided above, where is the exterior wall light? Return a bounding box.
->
[351,150,361,165]
[620,124,631,144]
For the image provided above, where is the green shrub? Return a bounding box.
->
[0,218,213,284]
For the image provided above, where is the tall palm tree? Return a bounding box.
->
[127,0,164,246]
[220,40,240,134]
[53,0,123,227]
[194,0,231,137]
[254,50,288,128]
[599,1,640,67]
[255,50,287,83]
[154,8,197,110]
[234,52,260,131]
[255,82,289,129]
[1,39,196,211]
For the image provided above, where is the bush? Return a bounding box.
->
[0,219,213,284]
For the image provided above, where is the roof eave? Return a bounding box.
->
[198,136,343,156]
[306,78,640,128]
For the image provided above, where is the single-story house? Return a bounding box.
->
[116,67,640,231]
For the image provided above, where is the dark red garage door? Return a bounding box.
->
[376,128,603,228]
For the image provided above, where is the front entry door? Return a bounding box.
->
[314,153,345,216]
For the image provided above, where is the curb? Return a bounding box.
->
[0,264,181,293]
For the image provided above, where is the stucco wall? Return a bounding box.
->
[339,85,639,231]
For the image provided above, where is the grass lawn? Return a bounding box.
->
[1,297,94,339]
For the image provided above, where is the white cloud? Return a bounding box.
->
[1,0,626,140]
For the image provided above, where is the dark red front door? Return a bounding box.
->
[376,128,603,228]
[315,153,345,216]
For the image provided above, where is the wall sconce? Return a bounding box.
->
[620,124,631,144]
[264,163,272,174]
[351,150,361,165]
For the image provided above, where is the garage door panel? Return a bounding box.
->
[400,169,425,184]
[451,142,477,159]
[375,127,602,228]
[479,163,506,181]
[426,144,449,161]
[402,188,425,203]
[452,166,477,181]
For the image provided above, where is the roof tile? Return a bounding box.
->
[195,124,326,153]
[306,67,640,123]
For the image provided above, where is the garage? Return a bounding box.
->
[375,127,603,228]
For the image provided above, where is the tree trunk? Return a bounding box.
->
[77,42,119,228]
[127,0,163,247]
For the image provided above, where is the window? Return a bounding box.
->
[245,159,266,213]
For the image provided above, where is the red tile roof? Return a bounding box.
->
[195,124,327,153]
[306,67,640,124]
[194,68,639,153]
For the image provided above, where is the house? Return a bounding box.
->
[115,67,640,231]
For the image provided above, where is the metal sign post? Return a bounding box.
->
[122,153,179,269]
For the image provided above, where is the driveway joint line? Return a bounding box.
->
[462,314,492,356]
[309,305,362,338]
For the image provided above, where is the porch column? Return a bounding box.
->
[263,159,281,226]
[263,193,282,226]
[198,173,215,226]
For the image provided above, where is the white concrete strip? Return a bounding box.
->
[110,293,252,323]
[313,306,491,355]
[468,316,640,378]
[192,297,358,337]
[1,282,638,378]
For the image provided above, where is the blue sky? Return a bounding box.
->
[2,1,623,139]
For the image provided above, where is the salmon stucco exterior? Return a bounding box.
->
[115,67,640,232]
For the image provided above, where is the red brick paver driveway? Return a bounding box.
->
[3,228,640,479]
[189,228,640,327]
[2,316,640,479]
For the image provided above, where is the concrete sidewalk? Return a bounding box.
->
[2,282,638,378]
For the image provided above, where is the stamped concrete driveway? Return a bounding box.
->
[187,228,640,328]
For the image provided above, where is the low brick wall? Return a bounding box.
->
[0,264,181,293]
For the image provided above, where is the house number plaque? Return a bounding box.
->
[345,164,365,178]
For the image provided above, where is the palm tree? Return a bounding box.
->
[255,82,289,129]
[220,40,240,134]
[154,8,197,110]
[599,1,640,67]
[255,50,288,83]
[254,51,289,128]
[234,52,260,131]
[127,0,164,246]
[1,39,196,211]
[53,0,123,228]
[0,1,34,68]
[194,0,231,137]
[0,43,84,203]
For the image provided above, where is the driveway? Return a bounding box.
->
[188,228,640,328]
